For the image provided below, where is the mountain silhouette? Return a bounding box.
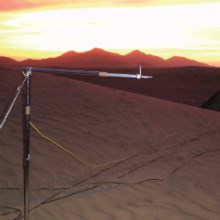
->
[165,56,208,67]
[124,50,165,67]
[0,56,18,67]
[3,48,209,68]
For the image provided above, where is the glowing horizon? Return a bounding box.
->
[0,1,220,66]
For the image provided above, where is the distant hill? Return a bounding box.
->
[1,48,209,68]
[123,50,165,67]
[165,56,208,67]
[0,56,18,67]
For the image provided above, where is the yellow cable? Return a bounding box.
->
[22,71,26,77]
[21,70,135,168]
[30,121,136,168]
[23,70,185,169]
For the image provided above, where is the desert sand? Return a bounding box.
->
[0,69,220,220]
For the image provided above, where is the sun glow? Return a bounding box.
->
[0,2,220,65]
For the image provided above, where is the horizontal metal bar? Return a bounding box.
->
[22,67,100,76]
[22,67,152,80]
[99,72,152,79]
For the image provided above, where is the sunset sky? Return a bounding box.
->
[0,0,219,66]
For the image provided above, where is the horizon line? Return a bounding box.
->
[0,47,210,65]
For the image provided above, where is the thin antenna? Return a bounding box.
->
[137,66,152,79]
[136,66,142,79]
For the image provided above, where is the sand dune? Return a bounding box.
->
[0,69,220,220]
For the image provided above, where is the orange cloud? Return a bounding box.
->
[1,0,219,11]
[0,0,84,11]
